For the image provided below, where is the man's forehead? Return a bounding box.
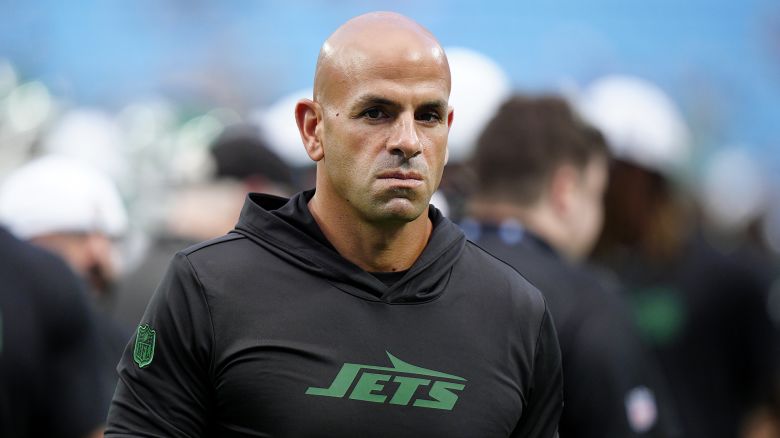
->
[314,12,450,101]
[330,68,451,110]
[323,41,447,70]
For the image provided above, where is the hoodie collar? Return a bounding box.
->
[233,190,466,304]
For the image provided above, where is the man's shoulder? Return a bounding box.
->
[179,232,247,257]
[483,237,615,305]
[513,244,629,330]
[1,229,68,277]
[460,240,548,312]
[176,232,271,268]
[0,229,86,302]
[167,232,262,278]
[171,231,293,287]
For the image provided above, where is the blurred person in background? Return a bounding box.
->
[0,226,106,438]
[691,146,780,438]
[433,47,513,220]
[106,12,563,436]
[696,147,778,261]
[579,75,780,438]
[0,155,128,302]
[465,94,680,437]
[112,123,294,329]
[0,154,130,420]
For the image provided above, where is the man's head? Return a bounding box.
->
[0,155,127,295]
[472,95,609,260]
[295,12,453,226]
[210,123,293,193]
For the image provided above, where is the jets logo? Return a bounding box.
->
[306,352,466,410]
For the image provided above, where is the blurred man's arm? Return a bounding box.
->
[35,248,108,438]
[105,253,214,436]
[563,303,682,438]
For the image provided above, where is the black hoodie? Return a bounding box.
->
[106,191,562,437]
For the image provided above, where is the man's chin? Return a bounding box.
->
[372,198,427,224]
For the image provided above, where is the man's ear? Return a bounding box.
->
[549,164,578,216]
[295,99,324,162]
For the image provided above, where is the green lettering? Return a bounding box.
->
[305,364,362,397]
[305,352,468,411]
[389,376,431,406]
[413,381,465,410]
[349,372,390,403]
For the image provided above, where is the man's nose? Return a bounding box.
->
[387,113,422,160]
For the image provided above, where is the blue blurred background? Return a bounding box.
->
[2,0,778,157]
[1,0,779,237]
[3,5,780,435]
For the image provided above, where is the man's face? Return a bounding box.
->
[566,156,608,260]
[315,53,453,225]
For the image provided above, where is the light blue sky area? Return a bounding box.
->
[2,0,779,176]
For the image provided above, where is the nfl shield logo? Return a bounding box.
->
[625,386,658,433]
[133,324,156,368]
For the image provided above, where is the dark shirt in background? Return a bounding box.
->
[0,227,106,438]
[467,220,681,438]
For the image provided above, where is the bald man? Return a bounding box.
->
[106,12,563,437]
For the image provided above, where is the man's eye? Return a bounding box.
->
[418,112,442,123]
[363,108,386,119]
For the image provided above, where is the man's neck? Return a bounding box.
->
[308,192,432,273]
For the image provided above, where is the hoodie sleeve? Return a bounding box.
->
[511,303,564,438]
[105,252,214,437]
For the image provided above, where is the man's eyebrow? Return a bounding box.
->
[350,96,448,112]
[418,100,449,112]
[352,94,398,109]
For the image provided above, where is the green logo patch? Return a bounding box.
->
[306,352,466,410]
[133,324,156,368]
[631,286,686,346]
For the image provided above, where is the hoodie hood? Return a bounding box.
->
[232,190,466,304]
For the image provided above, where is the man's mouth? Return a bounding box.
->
[377,170,424,181]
